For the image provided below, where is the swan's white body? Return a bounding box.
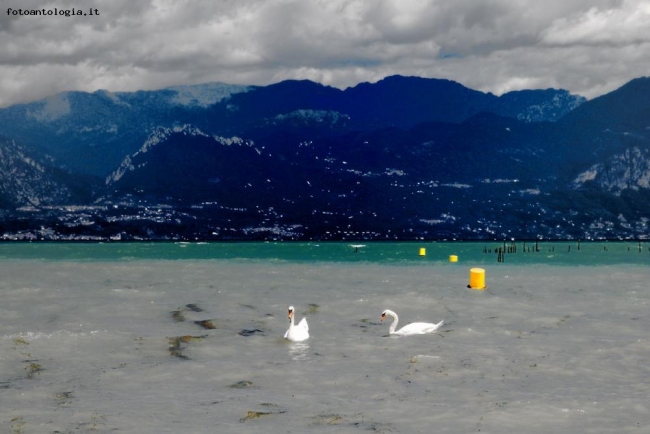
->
[284,306,309,341]
[381,309,443,336]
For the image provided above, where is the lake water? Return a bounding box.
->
[1,241,649,433]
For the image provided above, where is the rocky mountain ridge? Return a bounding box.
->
[2,75,650,241]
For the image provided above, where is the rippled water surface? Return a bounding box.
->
[1,242,649,433]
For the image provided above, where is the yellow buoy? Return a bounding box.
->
[449,255,458,262]
[419,247,426,256]
[469,267,486,290]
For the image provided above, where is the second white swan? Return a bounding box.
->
[381,309,443,336]
[284,305,309,341]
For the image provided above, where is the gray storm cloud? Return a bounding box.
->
[1,0,649,107]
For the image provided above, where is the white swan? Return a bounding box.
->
[381,309,443,336]
[284,306,309,341]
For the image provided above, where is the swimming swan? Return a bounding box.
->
[284,306,309,341]
[381,309,443,336]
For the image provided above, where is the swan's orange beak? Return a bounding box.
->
[380,313,386,321]
[288,309,294,321]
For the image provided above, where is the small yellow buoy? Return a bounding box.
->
[419,247,426,256]
[449,255,458,262]
[469,267,486,290]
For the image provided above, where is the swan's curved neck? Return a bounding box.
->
[385,310,399,334]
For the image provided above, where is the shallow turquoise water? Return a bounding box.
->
[1,240,650,265]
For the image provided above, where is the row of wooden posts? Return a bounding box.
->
[483,240,647,263]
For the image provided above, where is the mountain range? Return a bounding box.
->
[1,75,649,241]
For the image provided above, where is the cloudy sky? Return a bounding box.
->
[1,0,649,107]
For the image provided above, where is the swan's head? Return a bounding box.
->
[287,306,295,322]
[380,309,395,321]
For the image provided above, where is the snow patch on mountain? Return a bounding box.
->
[0,138,72,206]
[571,147,650,193]
[105,125,256,184]
[273,110,350,125]
[516,92,586,122]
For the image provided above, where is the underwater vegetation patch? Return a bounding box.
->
[10,416,26,434]
[194,319,217,329]
[310,413,394,432]
[239,404,286,422]
[167,335,207,359]
[55,391,74,407]
[185,303,204,312]
[238,328,264,336]
[228,380,254,389]
[170,309,186,322]
[13,336,29,345]
[170,303,205,322]
[25,361,43,378]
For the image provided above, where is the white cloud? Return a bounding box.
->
[1,0,649,107]
[541,1,650,46]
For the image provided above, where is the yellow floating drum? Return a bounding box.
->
[469,267,486,290]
